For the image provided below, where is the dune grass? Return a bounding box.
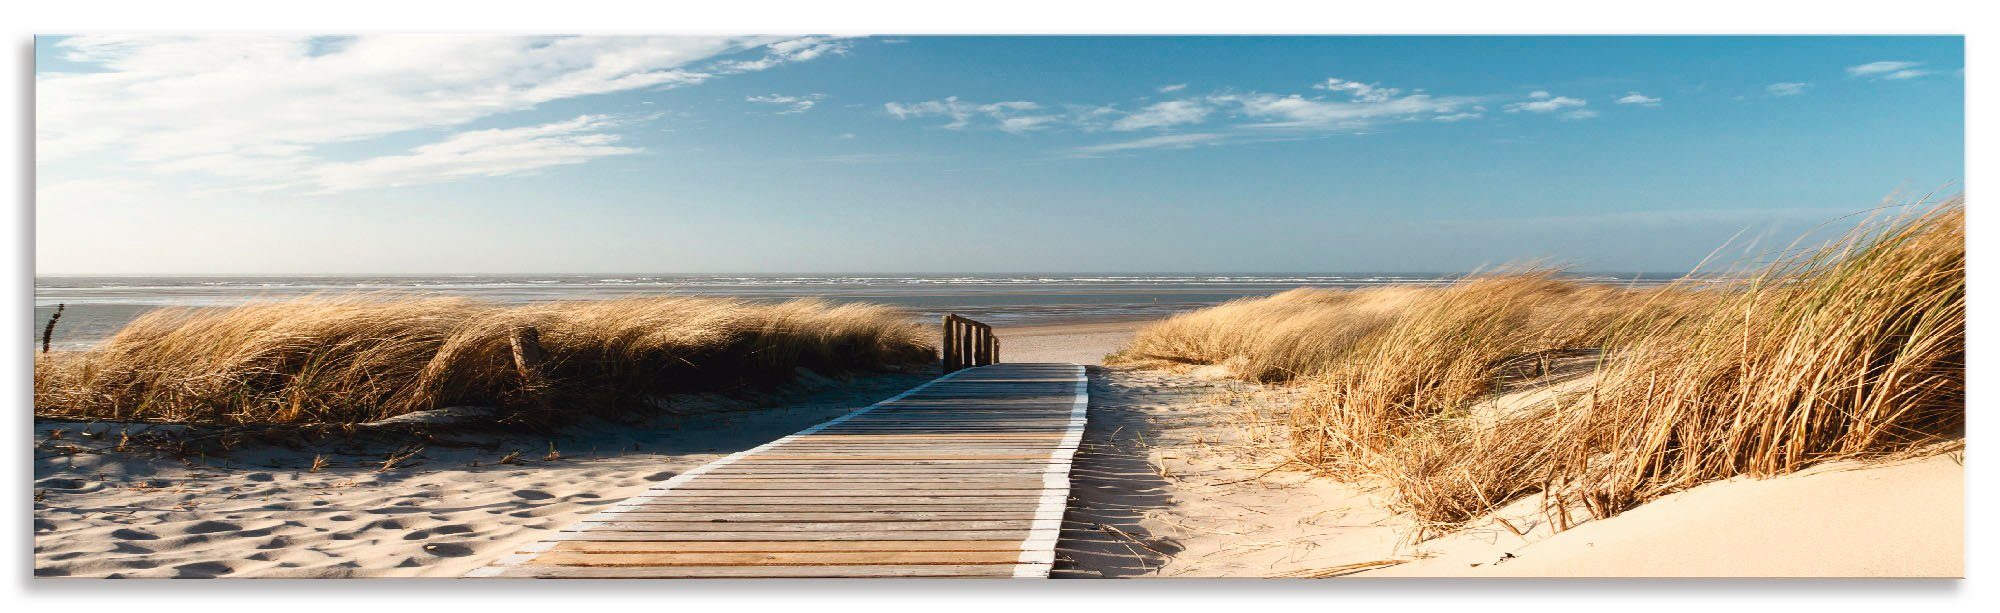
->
[1117,197,1965,533]
[33,296,934,427]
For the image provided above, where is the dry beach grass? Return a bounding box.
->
[34,296,933,427]
[1113,198,1965,536]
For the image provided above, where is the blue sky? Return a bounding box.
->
[35,35,1963,274]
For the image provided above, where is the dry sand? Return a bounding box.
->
[33,317,1963,579]
[993,320,1146,365]
[30,318,1148,579]
[1056,365,1964,578]
[1054,368,1406,577]
[1365,452,1964,578]
[33,372,934,578]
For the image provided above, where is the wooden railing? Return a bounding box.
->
[941,314,999,373]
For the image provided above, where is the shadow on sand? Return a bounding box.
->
[1050,366,1194,578]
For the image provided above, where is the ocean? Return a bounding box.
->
[32,273,1676,349]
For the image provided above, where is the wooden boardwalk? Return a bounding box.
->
[468,363,1087,578]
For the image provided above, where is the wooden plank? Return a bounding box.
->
[469,362,1086,579]
[541,530,1033,541]
[615,504,1045,513]
[489,564,1027,578]
[546,540,1026,553]
[646,489,1057,497]
[632,492,1056,502]
[601,512,1035,522]
[528,550,1024,567]
[664,482,1048,490]
[579,520,1034,532]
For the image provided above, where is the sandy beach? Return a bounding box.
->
[30,319,1149,579]
[1055,365,1964,578]
[33,372,935,578]
[31,318,1964,578]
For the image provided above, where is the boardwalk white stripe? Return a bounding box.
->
[465,367,979,577]
[1013,363,1087,579]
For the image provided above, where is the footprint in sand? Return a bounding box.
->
[361,518,406,531]
[173,561,234,578]
[512,489,554,500]
[109,542,153,555]
[185,520,241,534]
[36,477,87,490]
[111,528,161,541]
[421,543,473,557]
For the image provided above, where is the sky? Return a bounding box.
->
[34,35,1964,275]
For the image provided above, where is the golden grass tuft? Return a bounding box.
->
[33,296,933,426]
[1564,201,1965,517]
[1117,196,1965,534]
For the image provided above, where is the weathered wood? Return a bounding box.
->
[509,326,546,382]
[941,314,1002,372]
[489,564,1028,579]
[469,363,1086,579]
[579,520,1036,532]
[941,315,957,371]
[541,530,1037,541]
[600,511,1034,522]
[615,504,1046,513]
[546,540,1028,553]
[528,550,1025,567]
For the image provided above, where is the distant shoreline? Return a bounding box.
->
[32,273,1684,350]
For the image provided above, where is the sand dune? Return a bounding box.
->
[1366,453,1964,578]
[32,373,932,578]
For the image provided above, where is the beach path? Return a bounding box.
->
[467,363,1087,578]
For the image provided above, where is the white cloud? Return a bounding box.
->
[1766,82,1811,97]
[1847,60,1930,80]
[37,35,839,192]
[1157,83,1188,93]
[1313,78,1400,103]
[1068,133,1224,156]
[1219,90,1478,130]
[891,76,1480,137]
[1110,99,1212,131]
[883,97,1053,131]
[1213,76,1475,129]
[746,93,826,114]
[1505,93,1588,114]
[308,115,641,193]
[998,115,1060,133]
[1616,92,1662,106]
[714,37,850,73]
[1563,109,1600,120]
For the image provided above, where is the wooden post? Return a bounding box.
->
[941,315,957,372]
[509,326,546,382]
[940,315,1001,372]
[961,322,974,368]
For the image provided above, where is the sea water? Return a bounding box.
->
[32,273,1677,349]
